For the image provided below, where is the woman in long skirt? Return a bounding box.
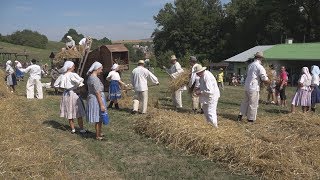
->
[54,61,86,133]
[86,62,106,140]
[291,67,312,113]
[310,65,320,112]
[106,63,126,109]
[5,60,17,92]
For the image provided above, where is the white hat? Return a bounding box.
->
[254,52,264,58]
[138,60,145,64]
[193,64,207,74]
[87,61,102,75]
[67,36,72,40]
[171,55,177,60]
[111,63,119,70]
[59,61,74,73]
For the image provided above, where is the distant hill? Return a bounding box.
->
[0,41,64,65]
[112,38,153,44]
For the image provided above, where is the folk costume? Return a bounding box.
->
[194,65,220,128]
[238,52,269,122]
[131,60,159,114]
[19,59,44,99]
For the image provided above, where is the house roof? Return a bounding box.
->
[224,45,274,62]
[264,43,320,61]
[103,44,128,52]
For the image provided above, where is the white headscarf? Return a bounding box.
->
[59,61,74,74]
[111,63,119,71]
[311,65,320,76]
[87,61,102,75]
[302,67,312,80]
[6,60,12,66]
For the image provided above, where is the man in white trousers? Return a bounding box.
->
[19,59,44,99]
[237,52,269,122]
[194,64,220,128]
[164,55,185,109]
[188,56,202,113]
[131,60,159,114]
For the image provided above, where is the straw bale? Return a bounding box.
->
[133,108,320,179]
[53,49,83,67]
[168,70,191,92]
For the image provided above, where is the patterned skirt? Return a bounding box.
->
[60,90,86,119]
[311,85,320,104]
[291,89,311,107]
[108,80,121,101]
[87,92,107,123]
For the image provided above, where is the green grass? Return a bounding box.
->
[0,41,64,65]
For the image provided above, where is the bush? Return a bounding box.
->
[7,29,48,49]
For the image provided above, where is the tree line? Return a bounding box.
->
[152,0,320,66]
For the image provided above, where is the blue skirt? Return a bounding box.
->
[108,80,121,101]
[16,69,24,78]
[311,85,320,104]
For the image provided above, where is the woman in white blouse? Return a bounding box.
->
[54,61,86,134]
[291,67,312,113]
[106,64,126,109]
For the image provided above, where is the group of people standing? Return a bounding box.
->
[5,59,44,99]
[237,51,320,123]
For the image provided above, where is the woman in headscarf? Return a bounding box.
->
[54,61,86,134]
[291,67,312,113]
[15,60,24,81]
[5,60,17,92]
[86,61,106,140]
[310,65,320,112]
[106,63,126,109]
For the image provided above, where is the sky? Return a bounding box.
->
[0,0,230,41]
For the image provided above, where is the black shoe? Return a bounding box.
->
[200,109,204,114]
[108,101,114,108]
[192,109,197,114]
[237,115,243,121]
[131,110,137,114]
[248,120,254,123]
[311,108,316,112]
[115,103,119,110]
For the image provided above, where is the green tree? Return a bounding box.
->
[7,29,48,49]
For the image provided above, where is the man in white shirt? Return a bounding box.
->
[19,59,44,99]
[188,56,202,113]
[131,60,159,114]
[237,52,269,122]
[194,64,220,128]
[164,55,185,109]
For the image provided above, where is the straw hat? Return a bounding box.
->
[193,64,207,73]
[254,52,264,58]
[138,60,145,64]
[171,55,177,60]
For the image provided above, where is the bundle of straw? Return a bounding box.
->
[53,49,83,67]
[133,109,320,179]
[168,70,191,92]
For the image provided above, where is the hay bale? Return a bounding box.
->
[168,70,191,92]
[53,49,83,67]
[133,108,320,179]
